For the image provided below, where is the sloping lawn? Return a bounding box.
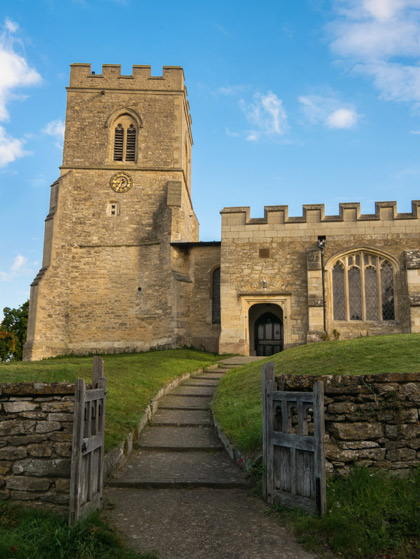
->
[212,334,420,559]
[0,349,220,451]
[212,333,420,456]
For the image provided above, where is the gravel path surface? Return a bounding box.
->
[105,365,317,559]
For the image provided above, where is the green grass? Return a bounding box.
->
[282,467,420,559]
[212,334,420,455]
[0,500,157,559]
[0,349,220,451]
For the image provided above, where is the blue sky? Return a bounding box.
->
[1,0,420,318]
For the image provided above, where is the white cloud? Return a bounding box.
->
[0,254,30,282]
[11,254,26,272]
[0,18,41,167]
[328,1,420,105]
[0,18,41,122]
[0,126,26,167]
[327,108,359,128]
[299,94,360,129]
[217,85,246,96]
[239,91,289,141]
[43,118,65,149]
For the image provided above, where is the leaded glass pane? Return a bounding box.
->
[355,254,360,266]
[212,268,221,324]
[365,267,378,320]
[349,267,362,320]
[333,263,345,320]
[381,262,395,320]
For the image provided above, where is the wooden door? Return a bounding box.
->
[255,312,283,356]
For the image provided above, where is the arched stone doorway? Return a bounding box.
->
[249,304,283,356]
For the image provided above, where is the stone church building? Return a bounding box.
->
[23,64,420,361]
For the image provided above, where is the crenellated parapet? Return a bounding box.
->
[69,63,186,92]
[221,200,420,226]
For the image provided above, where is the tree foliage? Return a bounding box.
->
[0,300,29,361]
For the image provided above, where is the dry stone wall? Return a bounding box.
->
[276,373,420,476]
[0,383,74,509]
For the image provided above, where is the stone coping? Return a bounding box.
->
[0,382,76,396]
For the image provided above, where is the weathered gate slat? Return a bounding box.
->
[69,357,106,525]
[262,362,326,516]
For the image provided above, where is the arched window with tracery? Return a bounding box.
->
[212,267,221,324]
[112,114,137,162]
[331,250,395,322]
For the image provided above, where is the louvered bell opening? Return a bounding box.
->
[113,125,124,161]
[126,125,136,161]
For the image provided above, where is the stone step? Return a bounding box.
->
[136,426,223,451]
[108,450,247,488]
[152,409,212,426]
[183,380,219,387]
[107,479,247,489]
[158,396,212,410]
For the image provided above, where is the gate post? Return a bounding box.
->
[262,362,275,503]
[313,380,326,516]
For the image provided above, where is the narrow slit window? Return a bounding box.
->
[212,268,221,324]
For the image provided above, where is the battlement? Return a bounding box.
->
[69,63,186,91]
[221,200,420,226]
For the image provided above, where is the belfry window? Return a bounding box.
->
[331,251,395,322]
[113,116,137,162]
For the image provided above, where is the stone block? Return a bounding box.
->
[35,421,62,433]
[55,478,70,493]
[0,447,27,461]
[41,401,73,413]
[6,476,51,492]
[27,444,53,457]
[0,462,12,475]
[328,402,356,414]
[329,422,383,440]
[0,420,36,436]
[47,413,74,422]
[386,448,417,461]
[12,458,71,477]
[7,435,47,445]
[53,443,72,457]
[48,432,73,442]
[3,401,37,413]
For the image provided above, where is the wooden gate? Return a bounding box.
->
[262,362,326,515]
[69,357,107,525]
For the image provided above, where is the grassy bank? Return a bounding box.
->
[212,334,420,559]
[0,349,220,451]
[283,467,420,559]
[212,333,420,455]
[0,500,157,559]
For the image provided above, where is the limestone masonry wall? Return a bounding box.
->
[276,373,420,476]
[0,383,74,509]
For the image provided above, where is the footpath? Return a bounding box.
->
[105,358,316,559]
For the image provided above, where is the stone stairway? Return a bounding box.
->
[108,366,247,490]
[105,362,315,559]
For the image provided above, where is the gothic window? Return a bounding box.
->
[331,251,396,322]
[212,268,221,324]
[113,115,137,162]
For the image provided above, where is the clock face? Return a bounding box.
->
[110,172,133,193]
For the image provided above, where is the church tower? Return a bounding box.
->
[24,63,198,359]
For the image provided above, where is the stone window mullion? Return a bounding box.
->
[377,258,383,320]
[344,258,350,321]
[361,261,366,321]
